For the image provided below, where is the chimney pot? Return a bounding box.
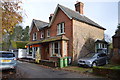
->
[49,13,54,22]
[75,2,84,14]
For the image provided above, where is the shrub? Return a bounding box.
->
[11,41,28,49]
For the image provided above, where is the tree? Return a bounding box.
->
[104,34,112,43]
[1,0,23,50]
[11,25,23,41]
[22,26,29,41]
[2,0,23,35]
[11,25,29,41]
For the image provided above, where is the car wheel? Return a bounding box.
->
[92,62,97,67]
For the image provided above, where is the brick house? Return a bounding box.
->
[26,2,107,64]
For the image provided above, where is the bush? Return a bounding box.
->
[11,41,28,49]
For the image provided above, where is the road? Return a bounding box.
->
[17,61,100,78]
[1,61,103,78]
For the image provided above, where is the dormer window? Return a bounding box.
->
[41,31,44,39]
[57,22,65,35]
[47,29,50,37]
[33,32,37,40]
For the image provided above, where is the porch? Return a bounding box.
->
[26,35,69,67]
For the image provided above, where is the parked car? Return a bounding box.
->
[9,49,27,59]
[0,51,17,70]
[78,53,108,67]
[9,49,18,59]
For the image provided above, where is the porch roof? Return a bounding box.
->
[95,40,108,44]
[27,35,69,45]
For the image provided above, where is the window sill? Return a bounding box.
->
[47,36,50,38]
[50,56,61,58]
[40,38,44,39]
[32,39,37,41]
[57,33,65,36]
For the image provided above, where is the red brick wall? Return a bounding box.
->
[30,23,49,41]
[30,23,41,41]
[50,8,73,58]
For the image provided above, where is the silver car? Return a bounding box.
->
[78,53,108,67]
[0,51,17,70]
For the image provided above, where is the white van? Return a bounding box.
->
[18,49,27,58]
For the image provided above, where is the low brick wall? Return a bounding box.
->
[39,60,58,68]
[93,67,120,78]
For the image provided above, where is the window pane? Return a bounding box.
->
[57,22,65,34]
[61,28,63,33]
[55,49,58,54]
[62,23,64,33]
[55,42,58,48]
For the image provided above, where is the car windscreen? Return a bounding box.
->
[0,53,15,58]
[84,53,97,58]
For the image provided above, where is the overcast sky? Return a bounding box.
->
[22,0,119,38]
[118,1,120,24]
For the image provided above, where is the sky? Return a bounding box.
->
[118,1,120,24]
[22,0,119,38]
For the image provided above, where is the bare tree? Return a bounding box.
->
[104,34,111,43]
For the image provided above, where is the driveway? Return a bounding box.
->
[16,61,103,78]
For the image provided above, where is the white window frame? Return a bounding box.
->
[33,32,37,40]
[47,29,50,37]
[51,42,61,57]
[40,31,44,39]
[57,22,65,35]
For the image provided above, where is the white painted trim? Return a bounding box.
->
[33,32,37,40]
[47,29,50,37]
[57,22,65,35]
[40,30,44,39]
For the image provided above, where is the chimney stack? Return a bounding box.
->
[75,1,84,14]
[49,14,54,22]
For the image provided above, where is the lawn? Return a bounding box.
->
[95,64,120,70]
[63,66,93,73]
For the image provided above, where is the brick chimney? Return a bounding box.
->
[49,14,54,22]
[75,1,84,14]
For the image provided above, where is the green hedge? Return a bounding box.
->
[11,41,28,49]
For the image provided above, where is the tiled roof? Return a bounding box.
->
[58,4,106,30]
[27,35,69,45]
[33,19,49,29]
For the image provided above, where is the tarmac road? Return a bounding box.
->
[16,61,102,78]
[0,61,106,79]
